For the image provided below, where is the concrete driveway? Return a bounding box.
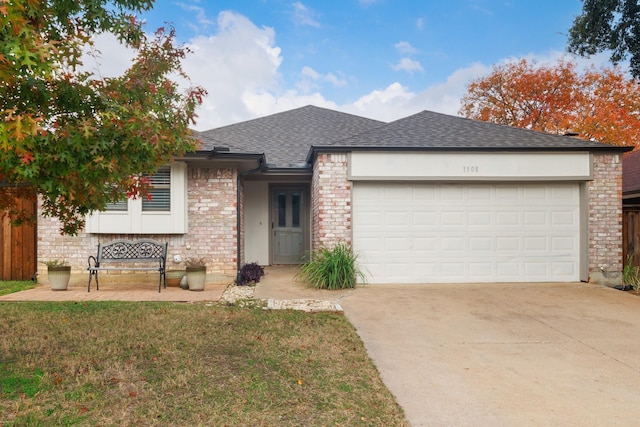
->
[338,282,640,426]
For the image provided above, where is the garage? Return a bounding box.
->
[352,181,582,284]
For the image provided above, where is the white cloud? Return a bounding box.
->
[80,32,137,78]
[392,57,424,74]
[343,62,488,122]
[176,2,215,30]
[179,12,285,128]
[84,13,618,134]
[416,17,424,30]
[292,2,321,28]
[297,66,347,92]
[395,41,417,55]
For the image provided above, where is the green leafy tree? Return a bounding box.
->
[0,0,206,234]
[568,0,640,79]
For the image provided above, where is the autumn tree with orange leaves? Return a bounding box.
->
[459,59,640,149]
[0,1,206,234]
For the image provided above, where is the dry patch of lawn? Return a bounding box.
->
[0,301,407,426]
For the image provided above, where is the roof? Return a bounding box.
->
[325,110,630,151]
[196,105,385,168]
[196,106,630,170]
[623,149,640,195]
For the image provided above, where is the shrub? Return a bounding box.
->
[297,243,365,290]
[239,262,265,286]
[623,255,640,293]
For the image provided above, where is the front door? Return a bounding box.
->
[272,188,307,264]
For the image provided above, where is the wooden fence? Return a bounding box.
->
[0,197,37,281]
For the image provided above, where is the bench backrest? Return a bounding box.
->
[96,239,168,265]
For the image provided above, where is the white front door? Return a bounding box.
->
[272,188,306,264]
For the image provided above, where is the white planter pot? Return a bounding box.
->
[48,266,71,291]
[186,267,206,291]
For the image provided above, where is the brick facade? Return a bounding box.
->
[36,152,625,286]
[37,165,238,283]
[588,152,624,284]
[311,153,352,250]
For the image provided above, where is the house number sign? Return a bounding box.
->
[463,166,479,173]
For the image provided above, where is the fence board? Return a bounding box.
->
[0,197,37,281]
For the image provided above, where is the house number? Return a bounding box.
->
[463,166,479,173]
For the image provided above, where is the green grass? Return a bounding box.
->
[0,280,36,296]
[0,301,407,426]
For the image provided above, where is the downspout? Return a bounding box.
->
[236,158,265,285]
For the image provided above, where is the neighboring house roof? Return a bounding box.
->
[322,110,630,151]
[623,149,640,196]
[196,105,385,168]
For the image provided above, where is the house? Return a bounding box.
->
[37,105,629,285]
[622,149,640,266]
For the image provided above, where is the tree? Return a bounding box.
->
[459,59,640,148]
[0,0,206,235]
[568,0,640,79]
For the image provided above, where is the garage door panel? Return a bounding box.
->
[551,236,576,251]
[496,211,519,226]
[468,211,492,226]
[524,211,547,226]
[353,182,580,284]
[469,262,494,277]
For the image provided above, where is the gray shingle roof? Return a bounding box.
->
[326,110,628,150]
[196,105,385,168]
[196,107,629,170]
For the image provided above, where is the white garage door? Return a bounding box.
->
[352,182,581,284]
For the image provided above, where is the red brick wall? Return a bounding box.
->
[311,153,352,250]
[589,152,624,284]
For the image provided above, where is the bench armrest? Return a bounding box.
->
[88,255,98,269]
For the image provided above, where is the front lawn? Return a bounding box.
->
[0,301,407,426]
[0,280,35,296]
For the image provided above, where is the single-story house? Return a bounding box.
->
[38,105,629,285]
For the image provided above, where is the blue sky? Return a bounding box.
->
[88,1,613,130]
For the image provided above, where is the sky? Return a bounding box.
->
[84,0,615,131]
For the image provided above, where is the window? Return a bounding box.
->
[143,167,171,212]
[86,162,187,234]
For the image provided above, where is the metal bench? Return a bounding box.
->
[87,239,168,292]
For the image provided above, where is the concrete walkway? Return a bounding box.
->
[0,276,229,302]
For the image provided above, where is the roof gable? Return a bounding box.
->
[197,105,385,168]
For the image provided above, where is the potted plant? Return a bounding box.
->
[44,260,71,291]
[185,257,207,291]
[165,269,186,287]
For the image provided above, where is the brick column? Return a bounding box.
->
[312,153,352,250]
[588,152,623,285]
[186,166,238,276]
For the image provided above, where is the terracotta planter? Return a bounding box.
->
[166,270,186,287]
[186,266,206,291]
[48,266,71,291]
